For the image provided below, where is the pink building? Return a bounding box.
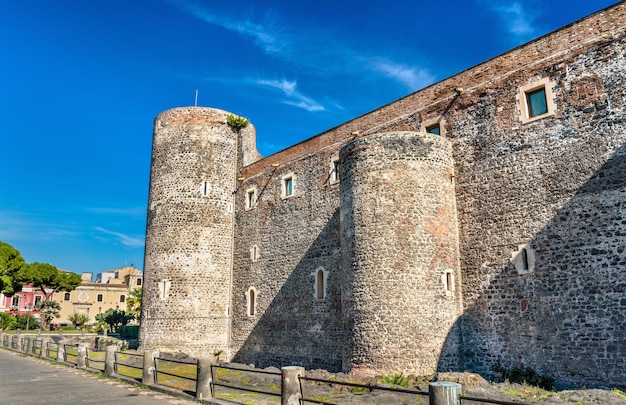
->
[0,284,46,320]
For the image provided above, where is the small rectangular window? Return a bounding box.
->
[330,158,340,184]
[283,177,293,197]
[97,294,103,302]
[517,78,556,124]
[426,124,441,135]
[246,188,257,209]
[526,88,548,117]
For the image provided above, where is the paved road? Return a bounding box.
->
[0,349,197,405]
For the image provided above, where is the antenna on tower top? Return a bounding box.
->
[194,90,199,107]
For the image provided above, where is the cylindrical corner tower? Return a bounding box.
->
[340,131,462,376]
[140,107,253,358]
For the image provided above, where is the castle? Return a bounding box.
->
[139,2,626,386]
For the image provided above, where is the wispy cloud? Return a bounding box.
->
[94,227,144,248]
[484,0,539,41]
[370,59,435,91]
[256,79,325,112]
[87,207,145,217]
[169,0,286,54]
[170,0,434,92]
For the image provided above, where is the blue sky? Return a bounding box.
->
[0,0,618,275]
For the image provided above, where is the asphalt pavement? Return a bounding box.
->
[0,349,197,405]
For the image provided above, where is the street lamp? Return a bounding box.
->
[25,303,32,334]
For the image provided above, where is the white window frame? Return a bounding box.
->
[516,77,556,124]
[281,173,296,198]
[245,186,258,210]
[329,156,340,184]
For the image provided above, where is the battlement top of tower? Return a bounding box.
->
[154,106,245,126]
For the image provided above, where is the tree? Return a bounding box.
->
[0,241,27,296]
[15,314,39,330]
[18,262,82,300]
[0,313,17,330]
[37,300,60,331]
[68,312,89,327]
[95,309,134,333]
[126,288,142,321]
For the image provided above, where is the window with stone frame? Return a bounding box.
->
[315,268,327,300]
[246,287,257,317]
[245,187,257,210]
[281,173,295,198]
[516,77,556,124]
[330,157,340,184]
[421,117,446,136]
[64,292,71,301]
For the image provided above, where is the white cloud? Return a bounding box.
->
[94,227,144,248]
[485,0,539,41]
[169,0,286,54]
[256,79,325,112]
[171,0,434,93]
[370,59,435,91]
[87,207,145,217]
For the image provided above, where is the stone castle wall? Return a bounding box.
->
[142,3,626,385]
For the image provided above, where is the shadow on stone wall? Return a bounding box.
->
[232,209,344,371]
[437,142,626,386]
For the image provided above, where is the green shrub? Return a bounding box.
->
[227,114,249,131]
[379,373,410,387]
[492,363,554,390]
[119,325,139,339]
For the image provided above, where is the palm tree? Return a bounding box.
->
[126,288,142,322]
[67,312,89,327]
[37,300,60,331]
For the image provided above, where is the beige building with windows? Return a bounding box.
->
[53,265,142,327]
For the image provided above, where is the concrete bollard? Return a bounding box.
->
[105,345,118,377]
[39,337,50,358]
[15,329,21,351]
[196,357,215,400]
[142,350,159,385]
[25,337,33,355]
[429,381,461,405]
[77,346,87,368]
[57,343,65,362]
[281,366,305,405]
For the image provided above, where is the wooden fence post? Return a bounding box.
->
[281,366,305,405]
[429,381,461,405]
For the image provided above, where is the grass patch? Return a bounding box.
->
[154,360,197,391]
[116,364,142,379]
[500,382,552,402]
[614,389,626,400]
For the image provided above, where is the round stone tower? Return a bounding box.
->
[140,107,255,359]
[339,131,462,376]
